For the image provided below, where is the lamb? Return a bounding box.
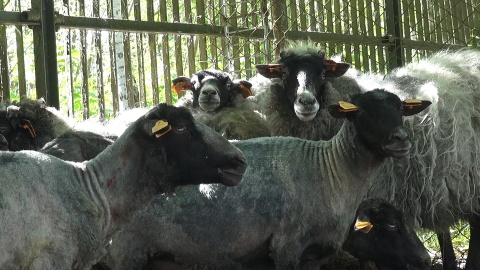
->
[253,41,362,140]
[0,103,247,270]
[342,198,431,270]
[173,69,270,140]
[98,89,430,270]
[360,48,480,270]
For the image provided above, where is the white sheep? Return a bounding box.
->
[362,48,480,270]
[0,103,247,269]
[98,89,430,270]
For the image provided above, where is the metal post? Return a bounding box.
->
[384,0,403,70]
[41,0,59,108]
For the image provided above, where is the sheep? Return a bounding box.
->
[253,41,362,140]
[1,97,117,162]
[342,198,431,270]
[0,103,247,270]
[359,48,480,270]
[173,69,270,140]
[5,97,72,151]
[97,89,431,270]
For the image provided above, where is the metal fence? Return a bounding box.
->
[0,0,478,120]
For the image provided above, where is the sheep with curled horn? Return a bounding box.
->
[173,69,270,140]
[0,103,247,270]
[96,89,430,270]
[253,41,362,140]
[358,48,480,270]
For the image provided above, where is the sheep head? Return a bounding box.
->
[172,69,253,113]
[327,89,431,159]
[344,198,432,269]
[256,48,350,122]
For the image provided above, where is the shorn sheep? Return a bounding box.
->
[0,104,247,269]
[173,69,269,140]
[342,198,431,270]
[98,89,430,270]
[361,48,480,270]
[254,41,362,140]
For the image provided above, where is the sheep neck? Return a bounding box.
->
[81,127,166,234]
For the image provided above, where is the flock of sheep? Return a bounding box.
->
[0,41,479,270]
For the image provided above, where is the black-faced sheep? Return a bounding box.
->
[360,48,480,270]
[97,89,431,270]
[254,41,362,140]
[173,69,269,140]
[1,97,116,162]
[342,198,431,270]
[0,103,247,270]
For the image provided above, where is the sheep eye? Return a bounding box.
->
[175,125,187,133]
[387,222,397,230]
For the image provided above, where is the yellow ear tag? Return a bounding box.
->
[151,120,172,138]
[22,124,36,138]
[403,99,422,110]
[354,219,373,234]
[338,101,358,113]
[239,84,253,98]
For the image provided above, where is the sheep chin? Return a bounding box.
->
[295,111,318,121]
[217,168,245,186]
[199,102,220,112]
[383,142,412,158]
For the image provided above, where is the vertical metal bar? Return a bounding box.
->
[385,0,403,70]
[147,0,159,105]
[31,0,46,100]
[93,0,105,119]
[196,0,208,70]
[0,0,9,101]
[15,0,26,97]
[41,0,59,109]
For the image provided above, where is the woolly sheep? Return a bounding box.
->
[173,69,269,140]
[254,41,362,140]
[361,48,480,270]
[342,198,431,270]
[0,103,247,269]
[98,89,430,270]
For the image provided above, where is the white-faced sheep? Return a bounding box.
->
[0,103,247,270]
[97,89,430,270]
[342,198,431,270]
[254,41,362,140]
[173,69,269,140]
[360,48,480,270]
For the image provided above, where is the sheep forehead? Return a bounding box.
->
[296,71,308,94]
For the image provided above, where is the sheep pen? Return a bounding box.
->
[97,89,430,270]
[173,69,269,140]
[0,104,247,269]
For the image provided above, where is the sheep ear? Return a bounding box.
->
[327,101,358,118]
[255,64,284,79]
[172,77,194,95]
[402,99,431,116]
[323,60,350,77]
[354,217,373,234]
[145,119,173,138]
[19,119,36,138]
[233,80,253,98]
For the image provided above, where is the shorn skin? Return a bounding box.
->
[99,89,430,270]
[0,104,247,270]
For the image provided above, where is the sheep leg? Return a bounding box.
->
[465,215,480,270]
[437,231,457,270]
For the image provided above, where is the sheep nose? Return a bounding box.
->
[298,94,316,106]
[389,127,409,142]
[202,89,217,96]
